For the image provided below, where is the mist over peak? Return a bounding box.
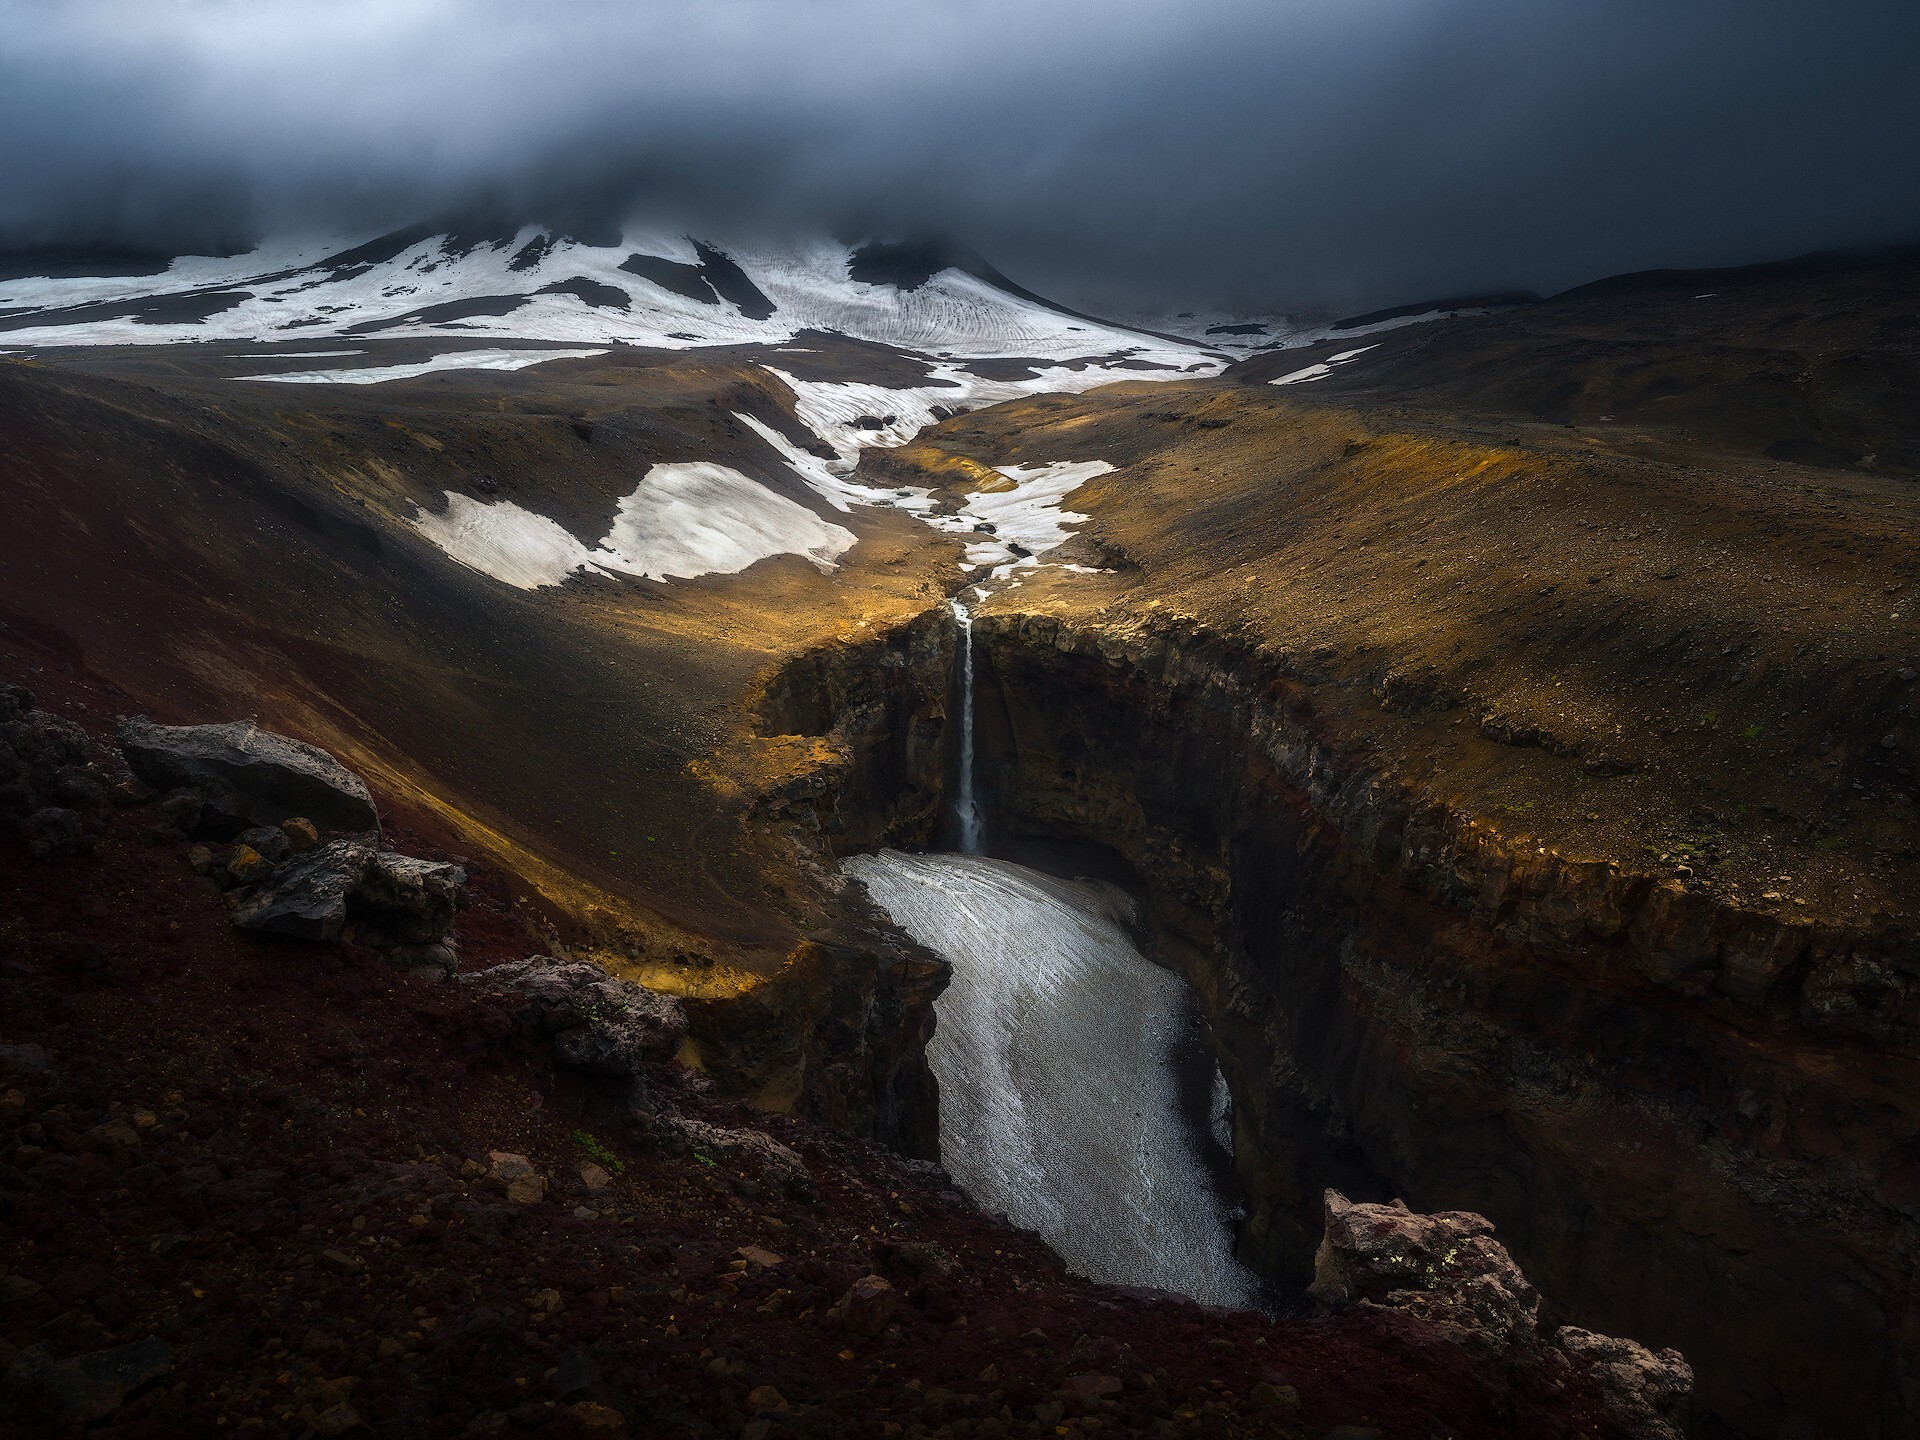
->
[2,0,1917,313]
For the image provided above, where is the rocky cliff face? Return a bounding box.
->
[761,600,1920,1439]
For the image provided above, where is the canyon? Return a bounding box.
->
[4,238,1920,1436]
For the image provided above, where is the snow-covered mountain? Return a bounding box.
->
[0,226,1214,370]
[0,225,1253,597]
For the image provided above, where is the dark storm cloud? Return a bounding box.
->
[1,0,1916,312]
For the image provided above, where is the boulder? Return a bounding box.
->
[1310,1191,1691,1439]
[1308,1190,1539,1346]
[1556,1328,1694,1440]
[24,806,90,859]
[3,710,90,775]
[116,717,378,838]
[229,840,463,943]
[3,1337,171,1424]
[461,959,687,1076]
[657,1115,808,1192]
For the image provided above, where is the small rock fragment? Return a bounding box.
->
[227,845,274,885]
[835,1274,897,1336]
[489,1152,545,1204]
[1061,1374,1122,1404]
[569,1400,626,1438]
[281,815,320,852]
[320,1249,363,1275]
[157,788,205,835]
[1250,1381,1299,1410]
[310,1400,364,1434]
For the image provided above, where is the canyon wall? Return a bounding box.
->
[765,603,1920,1439]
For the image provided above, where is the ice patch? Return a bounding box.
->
[1269,344,1376,386]
[238,347,605,384]
[0,228,1223,378]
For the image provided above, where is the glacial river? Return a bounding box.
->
[842,849,1263,1308]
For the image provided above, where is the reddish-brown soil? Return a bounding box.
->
[0,635,1628,1439]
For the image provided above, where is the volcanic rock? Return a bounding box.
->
[834,1274,897,1336]
[4,709,90,774]
[117,717,379,838]
[156,787,203,835]
[1557,1328,1695,1439]
[658,1115,808,1192]
[1309,1190,1540,1346]
[2,1337,171,1423]
[229,839,464,943]
[460,958,687,1076]
[23,806,89,859]
[487,1151,545,1204]
[1310,1191,1690,1438]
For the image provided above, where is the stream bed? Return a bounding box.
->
[843,848,1263,1308]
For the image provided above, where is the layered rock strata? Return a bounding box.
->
[761,602,1920,1439]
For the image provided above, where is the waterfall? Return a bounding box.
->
[950,597,985,854]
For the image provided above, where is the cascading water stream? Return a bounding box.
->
[950,597,985,855]
[839,594,1261,1306]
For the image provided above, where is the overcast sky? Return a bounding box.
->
[2,0,1916,312]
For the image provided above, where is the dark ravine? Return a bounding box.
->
[756,601,1920,1440]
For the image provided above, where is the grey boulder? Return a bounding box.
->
[117,717,378,838]
[230,839,463,943]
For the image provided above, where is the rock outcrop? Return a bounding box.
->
[1308,1191,1542,1349]
[117,717,379,838]
[1311,1192,1691,1440]
[460,957,688,1078]
[754,604,1920,1438]
[2,1338,172,1425]
[230,839,464,944]
[0,686,117,858]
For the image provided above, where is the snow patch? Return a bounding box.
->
[957,461,1114,578]
[410,462,852,590]
[596,462,854,582]
[238,347,605,384]
[1269,344,1376,386]
[409,493,600,590]
[770,361,1151,465]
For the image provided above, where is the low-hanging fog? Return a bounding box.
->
[2,0,1916,314]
